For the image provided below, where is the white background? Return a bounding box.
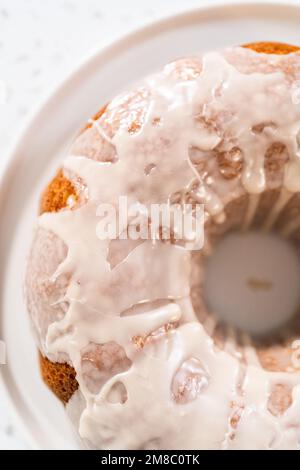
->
[0,0,299,450]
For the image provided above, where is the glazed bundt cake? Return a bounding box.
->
[26,42,300,449]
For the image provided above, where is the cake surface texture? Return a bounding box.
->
[25,42,300,449]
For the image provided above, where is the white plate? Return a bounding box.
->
[2,0,300,450]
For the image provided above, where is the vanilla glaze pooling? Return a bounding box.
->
[27,47,300,449]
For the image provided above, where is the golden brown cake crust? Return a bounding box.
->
[39,353,78,404]
[81,104,108,133]
[243,41,300,55]
[38,41,300,404]
[40,170,77,214]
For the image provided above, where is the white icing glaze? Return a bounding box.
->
[262,187,293,232]
[28,46,300,449]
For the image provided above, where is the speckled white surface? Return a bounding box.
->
[0,0,299,451]
[0,0,215,450]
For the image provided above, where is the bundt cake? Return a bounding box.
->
[25,42,300,449]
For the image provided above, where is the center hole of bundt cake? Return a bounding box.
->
[203,231,300,336]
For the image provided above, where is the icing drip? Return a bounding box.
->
[28,46,300,449]
[262,188,293,232]
[242,194,261,231]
